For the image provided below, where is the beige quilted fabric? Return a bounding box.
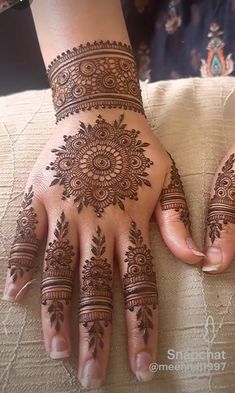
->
[0,77,235,393]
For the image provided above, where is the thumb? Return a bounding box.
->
[155,154,205,264]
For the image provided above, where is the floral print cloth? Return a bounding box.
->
[122,0,235,81]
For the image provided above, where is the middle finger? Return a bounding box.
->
[78,224,114,389]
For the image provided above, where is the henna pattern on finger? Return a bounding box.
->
[160,154,191,230]
[123,221,158,344]
[46,114,153,217]
[207,153,235,243]
[8,186,40,282]
[47,41,144,122]
[79,227,112,358]
[41,212,74,332]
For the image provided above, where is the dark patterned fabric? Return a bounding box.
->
[122,0,235,81]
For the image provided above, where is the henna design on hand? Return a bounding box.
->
[47,41,144,122]
[46,114,153,217]
[160,154,191,229]
[207,153,235,243]
[123,221,158,344]
[79,227,112,358]
[41,212,74,333]
[8,186,40,282]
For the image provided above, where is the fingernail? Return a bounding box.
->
[80,359,102,389]
[202,246,222,272]
[50,335,70,360]
[186,237,205,257]
[202,264,221,272]
[135,352,154,382]
[15,279,36,301]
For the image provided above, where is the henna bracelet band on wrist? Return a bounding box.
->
[47,40,145,122]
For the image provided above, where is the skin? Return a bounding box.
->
[202,142,235,274]
[2,0,205,389]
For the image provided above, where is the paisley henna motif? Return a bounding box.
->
[8,186,40,282]
[46,114,153,217]
[47,41,144,122]
[123,221,158,344]
[79,227,112,358]
[160,154,191,230]
[41,212,74,332]
[207,154,235,243]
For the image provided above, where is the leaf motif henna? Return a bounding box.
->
[160,153,191,230]
[41,212,74,333]
[207,153,235,243]
[123,221,158,344]
[8,186,40,282]
[46,114,153,217]
[47,41,144,122]
[79,227,112,359]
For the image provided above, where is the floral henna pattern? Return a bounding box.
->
[160,154,191,230]
[41,212,74,333]
[207,154,235,243]
[46,114,153,217]
[47,41,144,122]
[79,227,112,358]
[123,221,158,344]
[8,186,40,283]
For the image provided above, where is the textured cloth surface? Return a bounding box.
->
[0,78,235,393]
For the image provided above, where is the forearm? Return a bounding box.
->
[31,0,144,124]
[31,0,130,64]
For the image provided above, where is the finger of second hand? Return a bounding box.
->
[203,152,235,273]
[77,225,113,389]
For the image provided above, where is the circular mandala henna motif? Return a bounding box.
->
[119,59,131,72]
[72,84,86,98]
[45,239,74,269]
[102,74,117,89]
[46,114,153,216]
[65,175,85,197]
[80,60,96,76]
[58,70,70,85]
[18,208,37,231]
[128,80,139,96]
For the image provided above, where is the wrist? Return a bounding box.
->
[47,40,145,124]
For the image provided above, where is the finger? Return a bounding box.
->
[155,153,205,265]
[78,225,113,389]
[2,185,46,302]
[41,211,77,360]
[116,219,158,382]
[202,151,235,273]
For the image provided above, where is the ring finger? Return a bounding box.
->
[116,219,158,382]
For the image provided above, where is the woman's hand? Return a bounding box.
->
[203,143,235,273]
[2,111,204,388]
